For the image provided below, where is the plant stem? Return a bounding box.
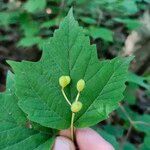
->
[119,103,133,124]
[120,124,132,150]
[70,92,80,141]
[119,103,150,126]
[133,121,150,126]
[118,103,150,149]
[75,92,80,102]
[70,112,75,141]
[61,88,81,141]
[61,88,71,106]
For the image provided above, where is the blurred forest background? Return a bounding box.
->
[0,0,150,149]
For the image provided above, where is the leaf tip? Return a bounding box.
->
[6,60,14,66]
[6,60,19,71]
[128,55,135,61]
[126,55,135,65]
[67,7,74,18]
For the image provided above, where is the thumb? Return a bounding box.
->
[53,136,75,150]
[76,128,114,150]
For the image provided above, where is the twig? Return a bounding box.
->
[119,103,150,126]
[119,102,150,149]
[133,121,150,126]
[119,103,134,125]
[120,125,132,150]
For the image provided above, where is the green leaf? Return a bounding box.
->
[40,17,62,28]
[117,106,150,133]
[121,0,138,14]
[37,38,51,50]
[144,0,150,3]
[41,20,58,28]
[8,9,132,130]
[113,18,141,30]
[103,124,124,138]
[123,83,138,104]
[19,13,40,37]
[0,12,19,26]
[0,72,55,150]
[127,72,150,91]
[24,0,46,13]
[141,135,150,149]
[89,27,114,42]
[123,142,136,150]
[80,17,96,24]
[134,114,150,134]
[17,37,42,47]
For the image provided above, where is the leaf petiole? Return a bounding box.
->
[70,112,75,141]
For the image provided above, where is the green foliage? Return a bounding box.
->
[117,106,150,134]
[114,18,142,30]
[144,0,150,3]
[141,135,150,150]
[134,114,150,133]
[74,0,139,15]
[0,0,148,49]
[0,72,55,150]
[123,142,136,150]
[121,0,138,14]
[17,37,42,47]
[128,72,150,91]
[123,83,138,104]
[8,9,132,130]
[19,13,40,37]
[41,19,59,28]
[103,124,124,138]
[24,0,46,13]
[0,12,19,27]
[88,27,114,42]
[80,17,97,25]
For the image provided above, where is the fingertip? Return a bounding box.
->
[53,136,75,150]
[76,128,114,150]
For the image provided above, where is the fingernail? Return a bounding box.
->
[53,136,75,150]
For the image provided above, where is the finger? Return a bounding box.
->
[76,128,114,150]
[59,129,71,138]
[53,136,75,150]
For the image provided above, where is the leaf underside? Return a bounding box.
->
[0,73,55,150]
[8,9,133,130]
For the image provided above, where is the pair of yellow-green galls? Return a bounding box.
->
[59,76,85,113]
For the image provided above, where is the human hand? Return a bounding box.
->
[53,128,114,150]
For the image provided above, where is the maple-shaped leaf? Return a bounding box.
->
[8,9,133,129]
[0,72,55,150]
